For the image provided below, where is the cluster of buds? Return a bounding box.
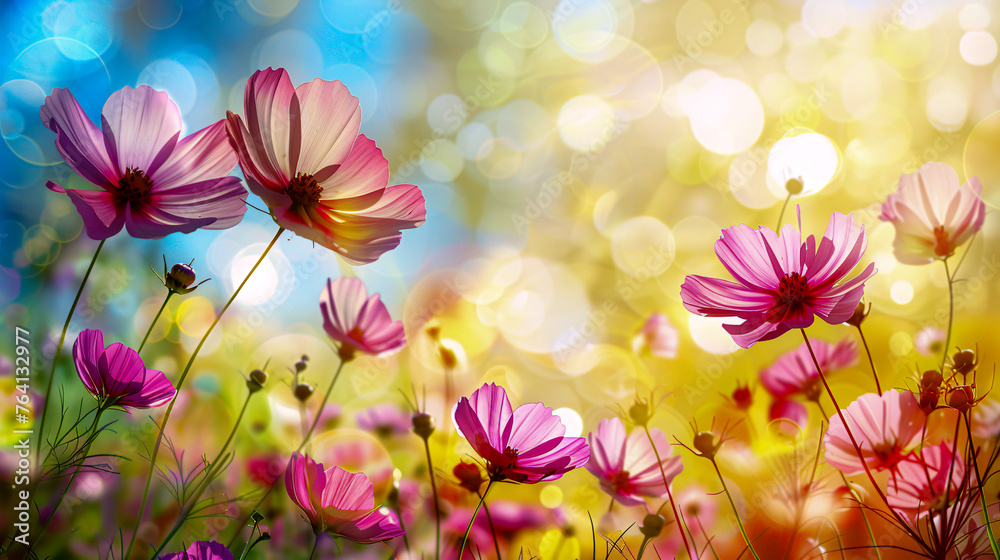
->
[292,354,314,402]
[916,369,944,414]
[945,349,985,414]
[151,256,210,295]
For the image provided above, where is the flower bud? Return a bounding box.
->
[947,385,976,413]
[454,461,484,494]
[425,320,442,340]
[920,370,943,391]
[785,177,804,195]
[438,345,458,369]
[639,514,665,539]
[693,431,721,459]
[628,398,652,426]
[412,412,436,439]
[731,383,752,411]
[160,260,208,294]
[952,350,977,375]
[802,378,822,402]
[294,360,308,374]
[918,390,939,414]
[845,301,869,328]
[294,383,315,401]
[247,369,268,392]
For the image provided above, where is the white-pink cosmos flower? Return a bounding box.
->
[823,390,926,475]
[226,68,425,264]
[585,417,681,505]
[879,162,985,265]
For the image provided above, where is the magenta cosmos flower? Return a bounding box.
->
[226,68,425,264]
[887,443,966,519]
[285,452,404,543]
[681,212,876,348]
[879,162,985,265]
[586,417,681,505]
[823,390,926,475]
[631,313,678,358]
[760,339,857,399]
[73,329,176,411]
[454,383,589,483]
[320,277,405,359]
[41,85,246,239]
[160,541,232,560]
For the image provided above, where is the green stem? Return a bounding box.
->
[152,393,253,557]
[855,324,881,394]
[776,193,792,231]
[237,520,259,560]
[307,531,320,560]
[29,406,105,551]
[710,460,760,560]
[479,491,502,560]
[636,536,652,560]
[642,425,695,559]
[138,290,174,353]
[459,480,493,559]
[965,413,1000,559]
[838,471,882,560]
[225,357,347,548]
[124,227,284,559]
[36,239,106,468]
[421,434,441,560]
[941,258,954,374]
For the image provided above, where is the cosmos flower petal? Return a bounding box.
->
[152,119,240,190]
[290,79,361,180]
[39,88,118,188]
[100,85,182,176]
[48,183,125,240]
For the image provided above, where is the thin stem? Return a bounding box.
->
[29,406,105,550]
[776,193,792,231]
[124,227,284,559]
[799,329,924,545]
[307,531,320,560]
[393,497,411,553]
[941,258,954,373]
[421,435,441,560]
[460,480,493,560]
[152,393,254,556]
[299,359,347,451]
[710,460,761,560]
[838,471,882,560]
[37,239,106,467]
[964,413,1000,559]
[138,290,174,353]
[479,491,502,560]
[642,425,695,559]
[636,536,652,560]
[855,324,881,394]
[237,520,260,560]
[225,357,348,548]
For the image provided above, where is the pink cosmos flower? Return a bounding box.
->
[916,327,947,358]
[160,541,232,560]
[226,68,425,264]
[760,339,857,399]
[769,399,808,436]
[453,383,589,483]
[285,452,404,543]
[823,390,926,475]
[320,277,406,358]
[973,400,1000,440]
[355,403,411,437]
[73,329,176,411]
[586,417,681,505]
[879,162,985,265]
[887,443,966,519]
[681,212,876,348]
[631,313,679,358]
[41,85,246,239]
